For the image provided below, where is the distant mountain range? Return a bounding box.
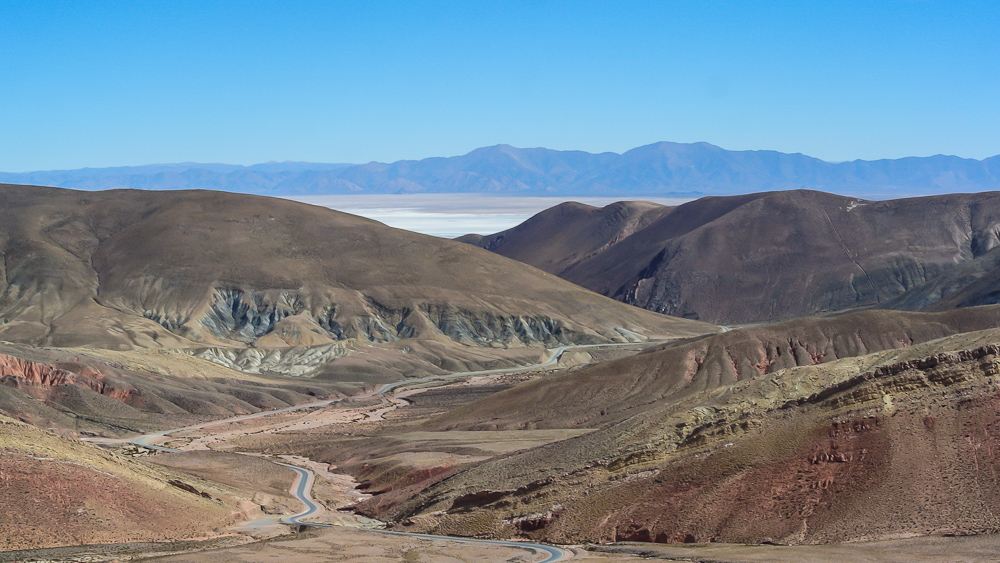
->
[3,142,1000,197]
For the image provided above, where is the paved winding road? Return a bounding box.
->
[272,462,564,562]
[130,341,659,562]
[274,462,326,526]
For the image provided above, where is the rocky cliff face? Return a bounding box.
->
[0,343,337,435]
[145,288,594,348]
[186,344,349,377]
[144,289,600,347]
[0,352,144,407]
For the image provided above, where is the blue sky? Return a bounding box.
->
[1,1,998,171]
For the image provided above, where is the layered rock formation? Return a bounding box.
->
[425,306,1000,431]
[0,342,336,436]
[374,323,1000,544]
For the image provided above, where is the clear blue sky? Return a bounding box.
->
[1,0,998,171]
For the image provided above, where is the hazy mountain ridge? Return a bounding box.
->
[4,142,1000,197]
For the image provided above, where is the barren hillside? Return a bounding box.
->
[0,184,712,350]
[376,320,1000,544]
[426,307,1000,431]
[465,190,1000,323]
[0,414,239,550]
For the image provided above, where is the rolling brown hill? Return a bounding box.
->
[0,183,717,436]
[347,308,1000,545]
[0,184,712,351]
[456,200,671,276]
[0,413,239,550]
[423,306,1000,432]
[463,190,1000,324]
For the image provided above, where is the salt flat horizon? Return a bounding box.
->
[288,194,694,238]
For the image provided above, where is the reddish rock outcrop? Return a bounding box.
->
[0,352,146,408]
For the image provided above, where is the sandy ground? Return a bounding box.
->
[143,527,534,562]
[11,532,1000,563]
[138,395,413,533]
[149,397,389,452]
[384,429,592,455]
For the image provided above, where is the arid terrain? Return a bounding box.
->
[6,0,999,558]
[0,414,238,551]
[6,186,1000,562]
[11,341,1000,561]
[215,307,1000,548]
[463,190,1000,323]
[0,184,709,350]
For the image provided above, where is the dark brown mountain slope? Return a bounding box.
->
[458,200,671,276]
[881,244,1000,311]
[464,190,1000,324]
[0,184,712,350]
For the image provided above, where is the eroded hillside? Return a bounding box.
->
[376,324,1000,545]
[0,184,712,350]
[0,341,339,436]
[425,306,1000,431]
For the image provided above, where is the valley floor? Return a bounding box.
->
[7,526,1000,562]
[158,532,1000,563]
[8,336,1000,561]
